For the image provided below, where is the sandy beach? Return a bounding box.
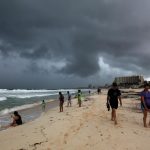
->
[0,89,150,150]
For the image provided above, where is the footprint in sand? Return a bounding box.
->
[121,131,124,134]
[66,112,69,115]
[115,124,123,128]
[76,127,80,131]
[88,136,91,139]
[133,131,138,135]
[64,133,69,144]
[64,133,68,137]
[80,123,83,126]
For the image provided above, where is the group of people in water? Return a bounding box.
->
[5,83,150,128]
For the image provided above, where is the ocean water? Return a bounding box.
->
[0,89,91,129]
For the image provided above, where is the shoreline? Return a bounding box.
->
[1,89,149,150]
[0,99,57,131]
[0,91,94,131]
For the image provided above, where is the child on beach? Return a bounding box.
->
[42,100,46,112]
[77,90,82,107]
[67,91,71,107]
[59,92,64,112]
[107,83,122,125]
[140,83,150,127]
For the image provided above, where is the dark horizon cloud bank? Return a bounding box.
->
[0,0,150,89]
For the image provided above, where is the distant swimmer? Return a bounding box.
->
[78,90,82,107]
[42,100,46,112]
[10,111,22,127]
[67,91,71,107]
[107,83,122,125]
[140,83,150,127]
[59,92,64,112]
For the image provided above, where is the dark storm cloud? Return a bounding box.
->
[20,45,51,59]
[0,0,150,88]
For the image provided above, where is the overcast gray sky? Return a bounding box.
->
[0,0,150,89]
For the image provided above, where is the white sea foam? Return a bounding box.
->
[0,97,7,101]
[0,103,40,115]
[0,89,78,99]
[6,93,59,99]
[0,89,77,93]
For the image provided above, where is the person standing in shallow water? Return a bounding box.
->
[89,90,91,95]
[78,90,82,107]
[42,100,46,112]
[67,91,71,107]
[140,83,150,127]
[59,92,64,112]
[107,83,122,125]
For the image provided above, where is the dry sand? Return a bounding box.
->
[0,89,150,150]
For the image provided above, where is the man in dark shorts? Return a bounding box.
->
[59,92,64,112]
[107,82,122,125]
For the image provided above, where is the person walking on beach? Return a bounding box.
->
[140,83,150,127]
[42,100,46,112]
[107,83,122,125]
[78,90,82,107]
[59,92,64,112]
[67,91,71,107]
